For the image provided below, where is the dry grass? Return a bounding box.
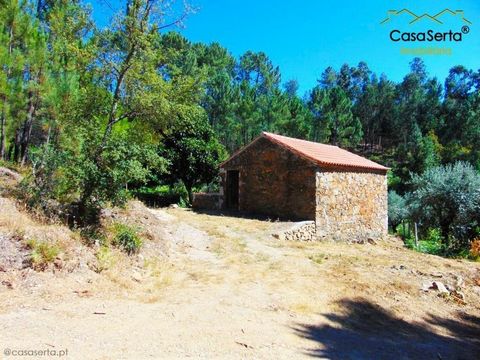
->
[0,198,80,269]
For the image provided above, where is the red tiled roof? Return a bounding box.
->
[221,132,388,172]
[263,132,388,172]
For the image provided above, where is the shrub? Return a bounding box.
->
[80,226,107,246]
[470,238,480,261]
[388,191,407,230]
[95,246,116,272]
[24,136,166,226]
[26,239,60,270]
[395,222,413,241]
[111,223,142,255]
[408,161,480,254]
[402,228,445,255]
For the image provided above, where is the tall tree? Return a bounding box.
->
[308,86,362,147]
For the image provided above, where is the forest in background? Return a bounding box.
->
[1,0,479,258]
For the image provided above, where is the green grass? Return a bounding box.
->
[111,223,142,255]
[26,239,60,269]
[308,253,328,264]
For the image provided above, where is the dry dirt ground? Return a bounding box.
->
[1,200,480,359]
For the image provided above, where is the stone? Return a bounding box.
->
[0,167,22,181]
[421,282,431,292]
[451,290,465,300]
[219,135,387,241]
[131,271,142,283]
[192,193,221,210]
[432,281,449,294]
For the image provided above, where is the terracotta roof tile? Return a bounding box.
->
[262,132,388,172]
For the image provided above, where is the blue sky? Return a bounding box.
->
[91,0,480,96]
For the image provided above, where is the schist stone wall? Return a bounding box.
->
[192,193,222,210]
[217,136,388,241]
[220,137,317,220]
[315,170,388,241]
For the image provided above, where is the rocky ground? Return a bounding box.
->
[0,198,479,359]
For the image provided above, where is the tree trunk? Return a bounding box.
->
[185,184,193,206]
[0,101,6,160]
[13,128,22,162]
[0,26,14,160]
[20,89,37,165]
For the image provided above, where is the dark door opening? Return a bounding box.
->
[226,170,239,210]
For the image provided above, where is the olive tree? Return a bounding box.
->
[408,162,480,253]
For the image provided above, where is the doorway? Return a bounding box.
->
[226,170,239,210]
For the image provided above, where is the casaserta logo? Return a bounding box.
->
[380,9,472,25]
[380,8,472,49]
[390,29,468,42]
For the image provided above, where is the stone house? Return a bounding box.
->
[216,132,389,241]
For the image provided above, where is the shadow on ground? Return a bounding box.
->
[293,297,480,359]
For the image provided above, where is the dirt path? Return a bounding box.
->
[1,207,480,359]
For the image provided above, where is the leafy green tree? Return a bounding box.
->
[408,162,480,253]
[159,108,227,204]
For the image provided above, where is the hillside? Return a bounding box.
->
[1,198,479,359]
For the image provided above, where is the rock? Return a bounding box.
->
[54,258,63,269]
[455,276,464,288]
[0,167,22,181]
[451,290,465,300]
[432,281,449,294]
[273,221,315,242]
[451,290,467,305]
[131,271,142,283]
[1,280,13,289]
[445,284,455,292]
[169,204,179,209]
[367,237,377,245]
[421,282,431,292]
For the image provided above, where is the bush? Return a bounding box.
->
[388,191,407,230]
[95,246,116,272]
[131,182,188,207]
[398,225,445,255]
[408,162,480,254]
[111,223,142,255]
[26,239,60,270]
[23,135,166,226]
[470,238,480,261]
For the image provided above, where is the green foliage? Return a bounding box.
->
[111,223,142,255]
[308,86,363,147]
[308,253,327,265]
[65,136,165,222]
[388,191,407,229]
[159,108,227,204]
[94,246,116,272]
[408,162,480,254]
[26,239,60,269]
[2,2,480,263]
[402,228,444,255]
